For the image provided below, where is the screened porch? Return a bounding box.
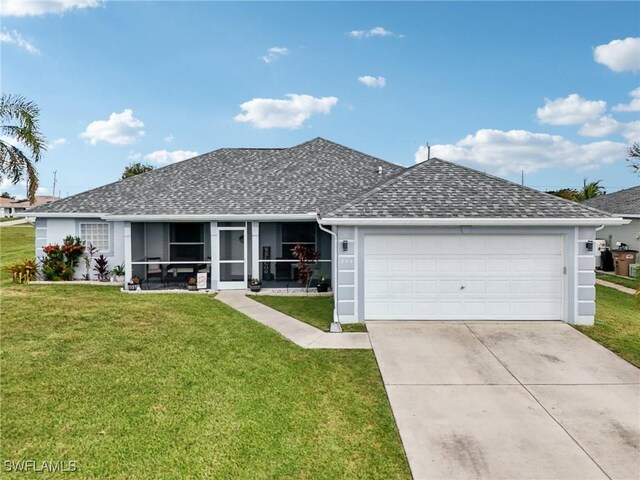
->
[124,220,332,291]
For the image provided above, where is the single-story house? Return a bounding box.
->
[25,138,627,325]
[582,185,640,251]
[1,195,58,218]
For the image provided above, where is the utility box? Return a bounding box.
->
[630,264,640,279]
[611,250,638,277]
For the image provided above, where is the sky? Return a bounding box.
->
[1,0,639,199]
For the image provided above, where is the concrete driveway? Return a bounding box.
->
[368,322,640,480]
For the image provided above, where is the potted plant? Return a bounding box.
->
[128,275,141,291]
[187,276,198,291]
[316,271,329,293]
[111,264,125,283]
[249,278,262,292]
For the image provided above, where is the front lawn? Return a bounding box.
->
[596,271,639,290]
[576,285,640,367]
[249,295,367,332]
[1,226,409,479]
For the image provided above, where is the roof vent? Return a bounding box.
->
[378,166,383,175]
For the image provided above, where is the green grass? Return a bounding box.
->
[596,271,639,290]
[575,285,640,367]
[249,295,367,333]
[0,216,23,222]
[1,225,409,479]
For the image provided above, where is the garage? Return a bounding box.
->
[364,234,564,321]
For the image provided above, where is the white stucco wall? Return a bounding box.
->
[334,224,596,325]
[36,217,125,280]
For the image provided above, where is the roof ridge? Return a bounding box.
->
[292,137,404,170]
[325,158,434,216]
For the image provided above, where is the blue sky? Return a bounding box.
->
[1,1,639,198]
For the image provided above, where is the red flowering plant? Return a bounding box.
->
[41,235,86,280]
[291,243,319,292]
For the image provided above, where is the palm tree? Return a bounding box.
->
[578,179,605,201]
[0,94,47,203]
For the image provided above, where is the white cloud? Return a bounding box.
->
[48,137,68,149]
[593,37,640,72]
[579,116,640,143]
[80,109,145,145]
[536,94,606,125]
[358,75,386,88]
[416,129,627,175]
[0,0,101,17]
[579,115,621,137]
[234,94,338,129]
[612,87,640,112]
[261,46,288,63]
[143,150,198,165]
[0,29,39,54]
[348,26,402,39]
[163,134,174,143]
[127,150,142,161]
[622,120,640,143]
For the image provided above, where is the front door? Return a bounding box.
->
[218,226,247,289]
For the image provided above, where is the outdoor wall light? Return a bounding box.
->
[586,240,593,251]
[342,240,348,252]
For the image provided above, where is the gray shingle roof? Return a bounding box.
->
[325,158,615,219]
[582,185,640,216]
[29,138,404,216]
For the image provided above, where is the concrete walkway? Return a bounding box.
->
[0,218,28,227]
[596,278,637,295]
[369,321,640,480]
[216,290,371,349]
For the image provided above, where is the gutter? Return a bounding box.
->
[316,211,341,333]
[21,213,318,222]
[318,217,630,227]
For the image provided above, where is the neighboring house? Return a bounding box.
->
[582,185,640,251]
[25,138,626,325]
[1,195,59,218]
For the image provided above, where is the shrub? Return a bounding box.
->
[62,235,85,268]
[41,236,86,281]
[4,258,38,284]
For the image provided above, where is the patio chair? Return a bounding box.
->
[145,257,165,288]
[275,259,291,280]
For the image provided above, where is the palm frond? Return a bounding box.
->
[0,94,46,202]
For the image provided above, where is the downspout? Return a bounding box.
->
[316,211,342,333]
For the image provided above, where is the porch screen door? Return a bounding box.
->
[218,226,247,289]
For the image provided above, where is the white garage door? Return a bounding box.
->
[364,234,564,321]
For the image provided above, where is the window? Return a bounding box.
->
[281,223,316,259]
[169,223,204,261]
[80,223,110,252]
